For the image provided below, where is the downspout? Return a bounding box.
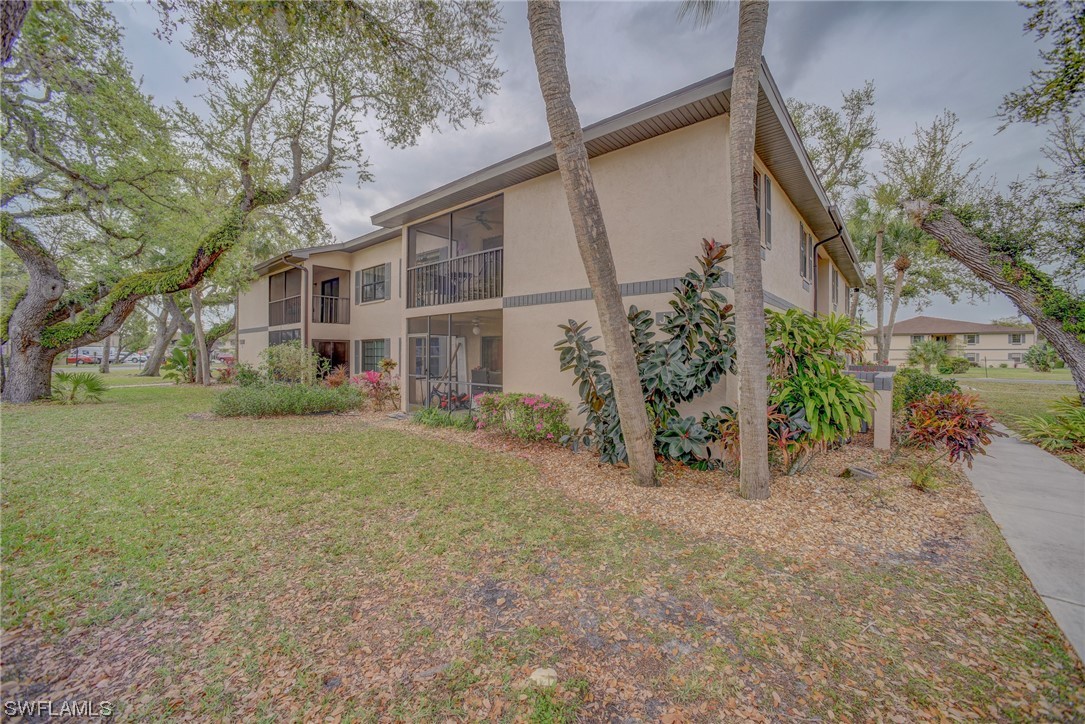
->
[282,258,310,347]
[811,231,840,317]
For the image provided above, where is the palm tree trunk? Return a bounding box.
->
[873,228,887,361]
[528,0,657,487]
[730,0,771,500]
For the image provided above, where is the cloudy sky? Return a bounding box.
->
[114,0,1052,324]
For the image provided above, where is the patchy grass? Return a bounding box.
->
[945,366,1073,381]
[2,386,1082,720]
[962,379,1085,472]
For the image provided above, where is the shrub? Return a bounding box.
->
[893,368,958,412]
[233,362,263,387]
[1014,396,1085,451]
[213,383,362,417]
[52,371,108,404]
[902,391,1002,467]
[412,406,475,430]
[1024,342,1060,372]
[262,341,326,385]
[708,403,812,474]
[325,364,349,388]
[765,309,870,446]
[353,359,401,410]
[214,363,236,384]
[557,239,737,467]
[475,392,571,442]
[937,356,970,375]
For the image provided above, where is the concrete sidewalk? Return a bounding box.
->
[964,425,1085,661]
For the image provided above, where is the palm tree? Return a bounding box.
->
[527,0,658,487]
[907,339,948,374]
[680,0,772,498]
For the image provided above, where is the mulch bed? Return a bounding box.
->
[378,415,984,565]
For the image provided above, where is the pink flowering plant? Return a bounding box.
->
[474,392,570,442]
[351,358,401,411]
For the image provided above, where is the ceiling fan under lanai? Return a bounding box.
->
[463,210,494,231]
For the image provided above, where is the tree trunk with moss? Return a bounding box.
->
[528,0,658,487]
[906,200,1085,401]
[1,198,259,402]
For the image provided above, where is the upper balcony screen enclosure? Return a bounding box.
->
[407,196,503,308]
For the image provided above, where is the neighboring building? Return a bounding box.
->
[237,61,864,413]
[864,315,1037,366]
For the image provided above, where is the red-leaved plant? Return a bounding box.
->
[902,391,1004,468]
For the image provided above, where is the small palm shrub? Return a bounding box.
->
[937,356,970,375]
[213,383,362,417]
[907,339,949,374]
[1014,396,1085,451]
[162,333,197,383]
[893,367,958,412]
[52,371,109,404]
[1023,342,1060,373]
[475,392,571,442]
[902,391,1003,468]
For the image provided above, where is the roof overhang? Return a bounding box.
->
[251,226,401,275]
[370,58,863,287]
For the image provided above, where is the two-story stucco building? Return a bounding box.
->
[864,315,1038,367]
[236,61,864,413]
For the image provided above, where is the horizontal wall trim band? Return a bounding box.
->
[238,326,269,334]
[503,272,736,309]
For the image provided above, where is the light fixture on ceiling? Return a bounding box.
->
[471,317,481,336]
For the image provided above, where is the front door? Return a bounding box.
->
[313,340,348,374]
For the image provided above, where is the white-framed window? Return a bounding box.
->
[1009,332,1025,345]
[911,334,925,344]
[965,333,979,345]
[355,338,389,373]
[965,352,979,363]
[356,263,390,303]
[1009,352,1024,364]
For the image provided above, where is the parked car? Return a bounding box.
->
[217,353,236,365]
[126,353,148,364]
[65,353,99,365]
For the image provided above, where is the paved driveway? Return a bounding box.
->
[965,425,1085,661]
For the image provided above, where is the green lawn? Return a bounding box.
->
[946,366,1073,381]
[2,386,1082,720]
[960,379,1085,472]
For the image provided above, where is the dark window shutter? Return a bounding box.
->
[382,263,392,299]
[799,229,805,277]
[764,177,772,248]
[354,270,361,305]
[383,338,391,362]
[353,340,360,374]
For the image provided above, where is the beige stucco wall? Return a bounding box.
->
[237,110,854,418]
[865,330,1036,366]
[237,275,271,366]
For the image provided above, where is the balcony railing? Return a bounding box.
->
[312,295,350,324]
[407,248,503,308]
[269,295,301,326]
